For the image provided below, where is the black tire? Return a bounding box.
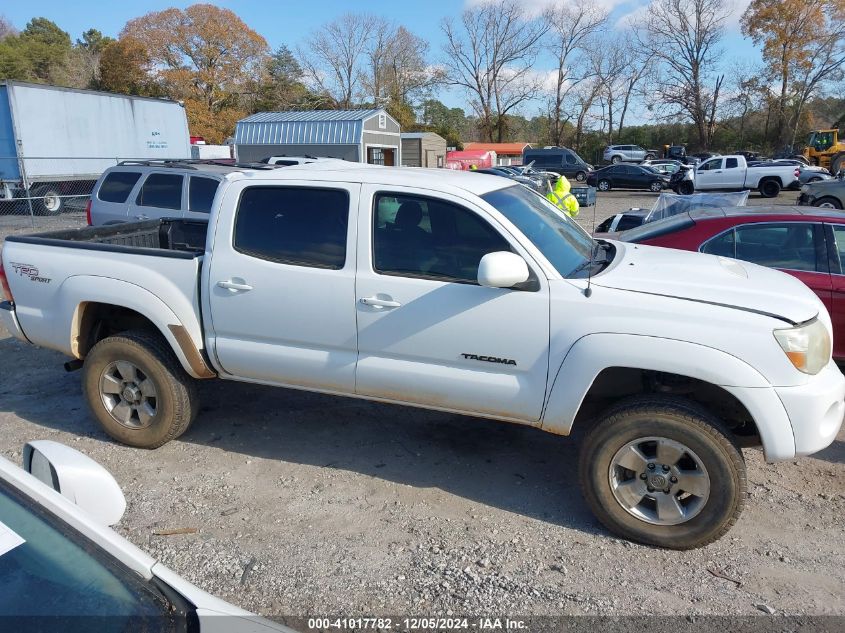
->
[678,181,694,195]
[579,396,746,549]
[597,179,611,192]
[812,196,843,210]
[82,330,198,449]
[759,179,781,198]
[830,154,845,176]
[575,171,587,182]
[611,155,622,164]
[31,185,64,216]
[649,180,663,193]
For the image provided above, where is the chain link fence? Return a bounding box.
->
[0,156,150,235]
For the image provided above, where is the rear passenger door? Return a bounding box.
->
[127,172,185,221]
[206,181,359,393]
[354,185,550,422]
[721,157,745,189]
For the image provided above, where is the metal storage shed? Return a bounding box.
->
[234,109,400,165]
[401,132,447,168]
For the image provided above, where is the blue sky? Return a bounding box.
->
[4,0,759,121]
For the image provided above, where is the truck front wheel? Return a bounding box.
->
[578,396,746,549]
[82,330,198,449]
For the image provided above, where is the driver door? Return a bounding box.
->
[694,158,724,188]
[354,185,551,422]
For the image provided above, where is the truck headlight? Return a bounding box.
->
[774,318,831,374]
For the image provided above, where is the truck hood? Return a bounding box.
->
[593,242,820,325]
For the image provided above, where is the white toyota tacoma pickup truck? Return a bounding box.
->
[1,163,843,549]
[690,154,800,197]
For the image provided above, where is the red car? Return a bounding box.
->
[618,206,845,359]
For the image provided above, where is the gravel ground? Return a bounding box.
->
[1,189,843,620]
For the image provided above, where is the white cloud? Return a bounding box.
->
[464,0,635,18]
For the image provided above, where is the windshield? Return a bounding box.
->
[645,191,749,223]
[481,185,593,278]
[570,150,588,165]
[0,479,176,627]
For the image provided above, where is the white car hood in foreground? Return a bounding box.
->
[595,243,821,325]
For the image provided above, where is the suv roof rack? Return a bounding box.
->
[117,159,201,169]
[115,159,285,171]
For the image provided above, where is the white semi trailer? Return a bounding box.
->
[0,81,190,215]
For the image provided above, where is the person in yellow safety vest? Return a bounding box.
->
[469,163,478,171]
[546,174,579,218]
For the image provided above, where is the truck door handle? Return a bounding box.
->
[360,296,401,308]
[217,280,253,292]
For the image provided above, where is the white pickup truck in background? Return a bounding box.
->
[692,154,799,197]
[1,162,843,549]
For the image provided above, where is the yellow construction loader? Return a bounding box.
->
[803,129,845,173]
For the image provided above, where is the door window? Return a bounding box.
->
[725,158,739,169]
[565,153,577,165]
[136,173,183,210]
[234,186,349,269]
[373,193,511,283]
[188,176,219,214]
[704,223,821,272]
[699,159,721,171]
[831,225,845,273]
[98,172,141,203]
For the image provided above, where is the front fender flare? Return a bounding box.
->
[541,333,795,460]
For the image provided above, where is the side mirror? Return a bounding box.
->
[23,440,126,526]
[478,251,530,288]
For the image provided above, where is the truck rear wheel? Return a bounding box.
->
[82,330,198,449]
[759,179,781,198]
[578,396,746,549]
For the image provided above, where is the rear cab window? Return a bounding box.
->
[136,173,184,210]
[97,171,142,203]
[234,186,349,269]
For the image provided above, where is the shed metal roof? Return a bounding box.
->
[235,109,387,145]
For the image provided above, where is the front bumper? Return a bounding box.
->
[0,301,28,343]
[776,361,845,457]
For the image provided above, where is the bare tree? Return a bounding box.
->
[787,18,845,147]
[363,24,442,109]
[0,15,16,40]
[547,0,608,145]
[638,0,730,149]
[299,14,378,108]
[441,0,548,142]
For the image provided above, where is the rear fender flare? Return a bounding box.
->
[59,276,211,379]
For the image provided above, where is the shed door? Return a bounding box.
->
[367,147,395,166]
[425,149,435,168]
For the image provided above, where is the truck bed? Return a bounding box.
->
[5,219,208,258]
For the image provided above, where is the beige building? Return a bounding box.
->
[400,132,447,168]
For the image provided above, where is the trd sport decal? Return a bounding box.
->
[9,262,51,284]
[461,353,517,366]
